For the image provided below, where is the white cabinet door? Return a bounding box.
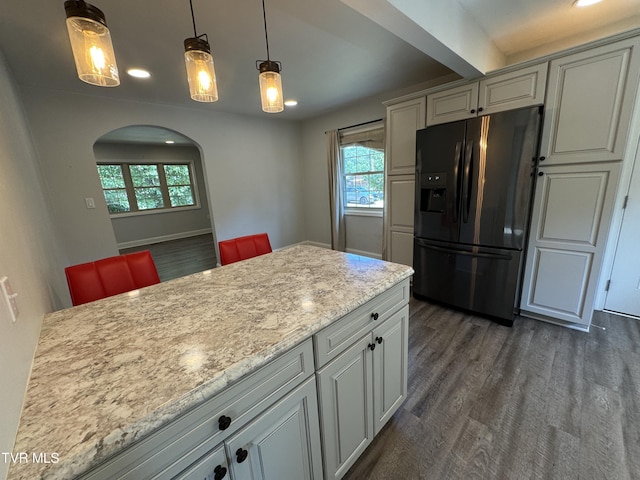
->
[426,83,479,126]
[316,335,374,480]
[386,175,415,266]
[174,445,228,480]
[521,162,621,326]
[226,377,323,480]
[372,305,408,434]
[478,63,547,115]
[540,37,640,165]
[386,98,426,175]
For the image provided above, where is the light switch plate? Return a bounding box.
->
[0,276,19,323]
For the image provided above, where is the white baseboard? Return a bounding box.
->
[117,228,212,250]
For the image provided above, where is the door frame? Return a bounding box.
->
[596,90,640,312]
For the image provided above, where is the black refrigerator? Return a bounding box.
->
[413,106,542,325]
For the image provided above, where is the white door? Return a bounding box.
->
[605,154,640,317]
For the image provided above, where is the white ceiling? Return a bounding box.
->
[1,0,639,134]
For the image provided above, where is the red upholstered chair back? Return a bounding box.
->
[65,250,160,306]
[218,233,272,265]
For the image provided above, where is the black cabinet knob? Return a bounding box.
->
[538,171,544,177]
[214,465,228,480]
[376,336,383,344]
[478,107,484,112]
[470,109,476,114]
[539,156,546,161]
[371,312,379,321]
[236,448,248,463]
[218,415,232,431]
[368,343,376,351]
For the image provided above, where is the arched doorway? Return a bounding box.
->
[93,125,217,280]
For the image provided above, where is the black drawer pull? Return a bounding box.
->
[371,312,379,321]
[214,465,228,480]
[218,415,232,430]
[236,448,248,463]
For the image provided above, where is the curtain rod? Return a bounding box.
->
[325,118,384,134]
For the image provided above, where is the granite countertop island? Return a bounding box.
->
[9,245,413,480]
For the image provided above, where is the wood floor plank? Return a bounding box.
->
[344,297,640,480]
[120,233,216,281]
[533,425,580,480]
[578,382,629,480]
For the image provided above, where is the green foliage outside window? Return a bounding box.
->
[96,162,196,214]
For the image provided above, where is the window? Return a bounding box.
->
[340,124,385,210]
[97,162,197,215]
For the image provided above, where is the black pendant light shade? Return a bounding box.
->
[64,0,120,86]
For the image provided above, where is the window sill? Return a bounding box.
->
[109,204,201,218]
[344,208,383,218]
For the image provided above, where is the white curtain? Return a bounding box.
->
[327,129,346,251]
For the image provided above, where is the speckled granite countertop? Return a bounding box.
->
[9,245,413,480]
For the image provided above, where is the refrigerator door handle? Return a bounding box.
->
[415,239,513,260]
[462,140,473,223]
[453,141,462,223]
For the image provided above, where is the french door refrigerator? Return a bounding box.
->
[413,106,542,325]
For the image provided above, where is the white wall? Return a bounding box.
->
[301,96,388,253]
[19,87,304,308]
[0,52,64,480]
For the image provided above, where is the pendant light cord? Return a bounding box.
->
[262,0,271,61]
[189,0,198,37]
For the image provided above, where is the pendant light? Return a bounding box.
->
[184,0,218,102]
[256,0,284,113]
[64,0,119,87]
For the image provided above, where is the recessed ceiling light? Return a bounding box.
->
[284,100,298,107]
[127,68,151,78]
[573,0,602,7]
[165,140,175,144]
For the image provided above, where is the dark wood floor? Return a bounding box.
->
[344,298,640,480]
[119,233,217,282]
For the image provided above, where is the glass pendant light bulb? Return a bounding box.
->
[258,61,284,113]
[64,1,119,87]
[184,37,218,102]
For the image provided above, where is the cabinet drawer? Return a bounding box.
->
[80,339,314,480]
[314,279,410,368]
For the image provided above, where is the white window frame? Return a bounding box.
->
[340,122,385,218]
[97,160,201,218]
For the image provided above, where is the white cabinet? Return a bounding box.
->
[521,163,621,327]
[226,377,323,480]
[384,97,424,264]
[386,97,426,175]
[426,63,547,126]
[521,36,640,329]
[316,305,409,480]
[540,37,640,165]
[174,445,228,480]
[386,174,415,267]
[426,82,479,126]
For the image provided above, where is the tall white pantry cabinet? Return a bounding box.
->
[383,33,640,329]
[521,36,640,328]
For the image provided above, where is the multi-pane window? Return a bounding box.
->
[340,124,385,209]
[97,163,197,214]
